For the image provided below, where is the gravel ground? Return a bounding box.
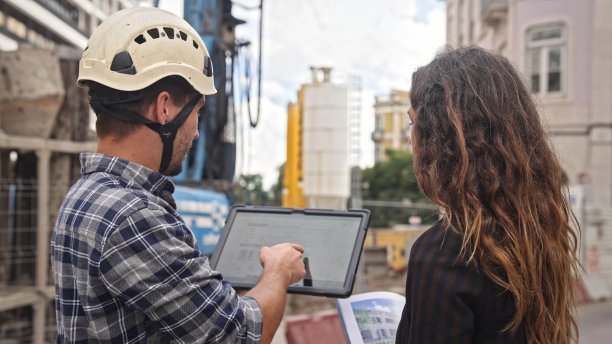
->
[286,270,408,316]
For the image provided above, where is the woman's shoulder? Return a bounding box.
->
[410,220,465,261]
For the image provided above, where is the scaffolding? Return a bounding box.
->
[0,46,96,343]
[0,137,96,344]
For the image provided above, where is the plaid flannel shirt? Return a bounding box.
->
[51,153,262,343]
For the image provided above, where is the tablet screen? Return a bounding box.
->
[210,206,370,297]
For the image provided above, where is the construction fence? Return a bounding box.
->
[0,148,92,344]
[361,199,439,229]
[0,47,96,344]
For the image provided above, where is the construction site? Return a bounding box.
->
[1,0,612,343]
[0,45,94,341]
[0,1,416,342]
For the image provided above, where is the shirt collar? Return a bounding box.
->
[79,153,176,205]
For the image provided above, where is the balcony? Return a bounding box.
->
[371,130,383,143]
[34,0,81,33]
[481,0,508,27]
[401,128,411,141]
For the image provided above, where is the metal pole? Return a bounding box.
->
[36,148,50,289]
[252,0,263,127]
[35,148,51,344]
[33,299,46,344]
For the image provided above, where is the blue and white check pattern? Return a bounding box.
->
[51,153,262,343]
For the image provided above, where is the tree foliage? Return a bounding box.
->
[233,163,284,206]
[233,174,271,205]
[360,149,437,227]
[269,163,284,206]
[361,149,425,202]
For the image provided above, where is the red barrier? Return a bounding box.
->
[285,310,348,344]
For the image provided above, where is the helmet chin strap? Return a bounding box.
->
[90,94,201,172]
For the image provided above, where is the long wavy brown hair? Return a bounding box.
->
[410,46,581,343]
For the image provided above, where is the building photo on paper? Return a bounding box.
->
[336,291,405,344]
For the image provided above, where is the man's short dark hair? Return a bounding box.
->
[88,76,199,139]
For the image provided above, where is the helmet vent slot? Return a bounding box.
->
[147,28,160,39]
[193,41,199,49]
[134,34,146,44]
[179,31,187,41]
[203,56,213,77]
[163,27,174,39]
[110,51,136,75]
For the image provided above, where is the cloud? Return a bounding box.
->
[235,95,287,188]
[232,0,445,188]
[373,301,392,313]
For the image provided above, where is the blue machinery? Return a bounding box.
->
[176,0,237,184]
[155,0,262,255]
[174,185,230,256]
[165,0,262,184]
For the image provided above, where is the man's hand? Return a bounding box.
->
[259,243,306,286]
[245,243,306,344]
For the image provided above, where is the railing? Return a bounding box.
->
[371,130,384,142]
[33,0,80,31]
[481,0,508,15]
[481,0,508,26]
[0,137,96,344]
[361,199,439,228]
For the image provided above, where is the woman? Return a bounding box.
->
[396,46,581,343]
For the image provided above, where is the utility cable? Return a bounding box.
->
[252,0,263,128]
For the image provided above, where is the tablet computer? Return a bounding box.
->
[209,205,370,298]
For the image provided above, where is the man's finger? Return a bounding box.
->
[291,244,305,253]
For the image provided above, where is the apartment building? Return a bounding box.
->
[372,90,411,163]
[446,0,612,206]
[0,0,141,51]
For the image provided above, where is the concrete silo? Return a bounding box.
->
[302,67,350,209]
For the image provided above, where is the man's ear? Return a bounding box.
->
[153,91,172,125]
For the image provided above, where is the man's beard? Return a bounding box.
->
[161,139,194,176]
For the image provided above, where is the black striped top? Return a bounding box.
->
[395,220,526,343]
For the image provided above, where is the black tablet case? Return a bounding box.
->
[209,205,370,298]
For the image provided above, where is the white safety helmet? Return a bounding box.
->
[77,6,216,95]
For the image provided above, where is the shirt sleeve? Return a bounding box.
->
[98,205,263,343]
[399,225,485,343]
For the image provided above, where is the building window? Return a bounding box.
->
[375,114,382,131]
[526,23,566,96]
[361,329,373,340]
[375,146,382,163]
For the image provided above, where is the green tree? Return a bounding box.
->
[361,149,423,202]
[233,174,271,205]
[361,149,436,227]
[269,163,285,206]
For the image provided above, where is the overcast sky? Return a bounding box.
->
[159,0,446,188]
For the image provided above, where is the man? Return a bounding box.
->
[51,7,305,344]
